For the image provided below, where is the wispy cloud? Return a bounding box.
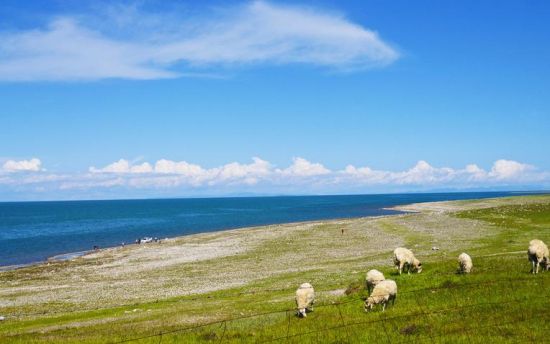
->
[0,1,399,81]
[2,157,548,200]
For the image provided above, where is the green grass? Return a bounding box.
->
[1,195,550,343]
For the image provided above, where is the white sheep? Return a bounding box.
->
[364,279,397,312]
[365,269,385,294]
[295,283,315,317]
[457,252,473,274]
[528,239,549,274]
[393,247,422,275]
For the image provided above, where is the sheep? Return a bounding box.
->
[393,247,422,275]
[295,283,315,317]
[365,269,385,294]
[528,239,549,274]
[364,279,397,312]
[457,253,473,274]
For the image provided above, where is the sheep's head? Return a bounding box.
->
[413,259,422,273]
[298,308,307,317]
[364,297,375,312]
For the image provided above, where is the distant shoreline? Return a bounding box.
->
[1,191,544,269]
[0,212,405,272]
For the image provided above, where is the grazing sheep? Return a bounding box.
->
[528,239,549,274]
[364,280,397,312]
[393,247,422,275]
[457,253,473,274]
[365,269,385,294]
[295,283,315,317]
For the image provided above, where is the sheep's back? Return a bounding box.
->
[371,280,397,298]
[528,240,549,258]
[295,288,314,308]
[366,270,385,284]
[394,247,414,263]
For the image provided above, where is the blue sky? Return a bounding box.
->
[1,0,549,200]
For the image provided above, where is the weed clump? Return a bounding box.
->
[344,280,363,296]
[400,324,419,335]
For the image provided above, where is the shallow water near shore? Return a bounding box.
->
[0,191,534,266]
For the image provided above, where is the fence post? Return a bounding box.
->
[414,293,435,343]
[336,303,351,343]
[219,320,227,343]
[286,309,291,341]
[379,312,392,344]
[448,286,473,344]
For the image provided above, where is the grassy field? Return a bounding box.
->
[1,195,549,343]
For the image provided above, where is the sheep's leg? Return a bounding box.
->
[399,262,404,275]
[382,302,386,312]
[407,263,411,275]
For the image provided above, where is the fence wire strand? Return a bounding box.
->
[101,293,548,344]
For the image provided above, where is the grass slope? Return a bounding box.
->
[1,195,549,343]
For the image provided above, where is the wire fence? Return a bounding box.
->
[4,273,543,319]
[105,295,548,344]
[2,256,549,343]
[1,246,539,317]
[99,275,548,344]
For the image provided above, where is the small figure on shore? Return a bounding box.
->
[93,245,99,251]
[341,228,344,235]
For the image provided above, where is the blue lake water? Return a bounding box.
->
[0,192,533,266]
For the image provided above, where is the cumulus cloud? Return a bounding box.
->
[76,157,550,190]
[89,159,153,174]
[90,157,272,187]
[278,157,330,177]
[0,1,398,81]
[1,157,549,198]
[489,159,534,180]
[339,159,545,188]
[1,158,43,172]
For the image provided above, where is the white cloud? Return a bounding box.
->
[1,158,43,172]
[0,19,174,81]
[89,159,153,173]
[489,159,534,180]
[2,157,549,198]
[154,159,205,176]
[0,1,399,81]
[340,159,544,187]
[89,157,273,187]
[465,164,487,180]
[278,157,331,177]
[209,157,272,185]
